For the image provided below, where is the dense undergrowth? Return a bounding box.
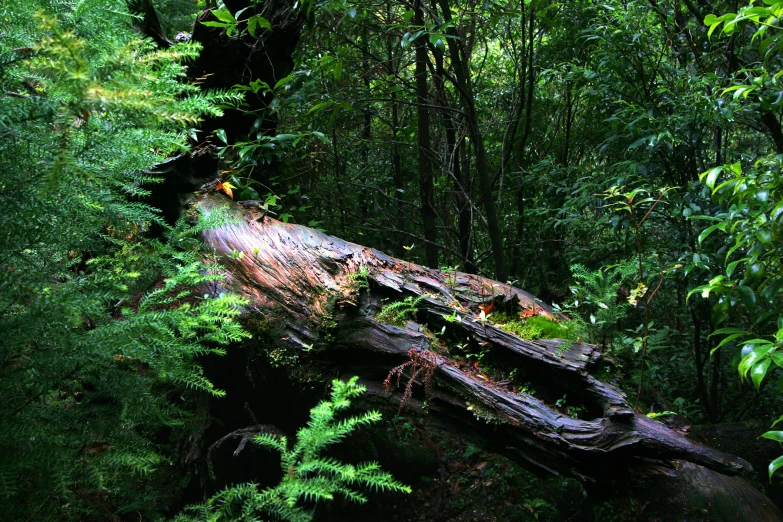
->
[5,0,783,519]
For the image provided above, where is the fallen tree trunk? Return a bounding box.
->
[125,1,779,515]
[187,191,782,519]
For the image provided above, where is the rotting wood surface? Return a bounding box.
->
[196,192,750,482]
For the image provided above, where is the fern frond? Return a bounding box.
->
[0,3,250,518]
[254,433,287,453]
[181,377,409,520]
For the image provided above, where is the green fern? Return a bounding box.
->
[377,294,428,326]
[567,263,635,348]
[0,2,247,519]
[175,377,411,522]
[348,264,370,291]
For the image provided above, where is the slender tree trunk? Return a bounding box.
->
[414,0,439,268]
[761,111,783,154]
[517,3,537,158]
[385,5,406,256]
[714,126,723,166]
[711,345,721,421]
[690,302,715,421]
[432,45,475,273]
[360,26,372,221]
[511,4,537,279]
[449,121,475,273]
[497,8,526,184]
[332,122,346,236]
[562,76,573,168]
[474,128,506,279]
[437,0,506,280]
[511,182,526,278]
[390,92,405,256]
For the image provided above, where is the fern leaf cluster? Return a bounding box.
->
[0,1,246,519]
[567,263,636,346]
[176,377,411,522]
[377,294,427,325]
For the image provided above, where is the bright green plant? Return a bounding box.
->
[466,345,490,365]
[646,411,677,419]
[200,3,273,38]
[0,1,245,519]
[495,315,576,342]
[554,394,585,419]
[697,1,783,479]
[175,377,411,521]
[440,264,459,288]
[564,263,635,348]
[348,264,370,291]
[377,294,428,325]
[442,309,463,324]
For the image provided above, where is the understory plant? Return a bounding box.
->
[700,1,783,479]
[377,294,427,325]
[564,263,635,349]
[0,1,246,519]
[176,376,411,521]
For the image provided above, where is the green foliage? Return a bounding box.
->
[200,4,272,38]
[377,294,427,326]
[646,411,677,419]
[690,155,783,341]
[495,315,576,342]
[694,0,783,479]
[554,394,585,420]
[10,0,783,514]
[563,263,635,348]
[440,264,459,288]
[0,1,246,519]
[175,377,411,521]
[348,264,370,291]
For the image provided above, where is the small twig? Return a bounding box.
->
[206,424,286,481]
[638,188,669,228]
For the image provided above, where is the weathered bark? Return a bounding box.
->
[127,0,173,48]
[194,192,755,487]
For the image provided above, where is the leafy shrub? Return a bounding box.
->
[0,1,245,518]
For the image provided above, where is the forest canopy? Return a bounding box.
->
[3,0,783,520]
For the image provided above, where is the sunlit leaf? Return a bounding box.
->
[215,128,228,144]
[769,455,783,481]
[752,358,773,389]
[211,7,236,23]
[216,181,236,199]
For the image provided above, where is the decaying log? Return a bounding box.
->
[193,192,757,491]
[625,461,782,521]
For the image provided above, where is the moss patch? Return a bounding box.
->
[490,314,576,341]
